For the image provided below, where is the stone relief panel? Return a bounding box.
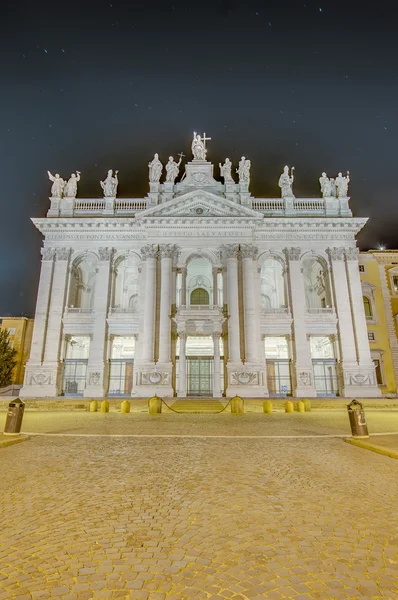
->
[141,372,170,385]
[299,371,312,386]
[230,372,259,385]
[27,372,53,386]
[89,372,101,386]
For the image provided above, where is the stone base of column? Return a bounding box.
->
[292,364,317,398]
[19,362,62,398]
[83,363,109,398]
[225,362,268,398]
[132,363,174,398]
[340,364,382,398]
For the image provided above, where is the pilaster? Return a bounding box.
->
[177,331,187,397]
[284,247,317,397]
[84,247,114,398]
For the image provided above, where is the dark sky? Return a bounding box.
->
[1,0,397,315]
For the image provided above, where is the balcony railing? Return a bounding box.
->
[306,307,334,314]
[109,307,137,314]
[66,307,93,313]
[178,304,222,311]
[262,307,290,314]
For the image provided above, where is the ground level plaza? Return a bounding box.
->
[1,409,398,599]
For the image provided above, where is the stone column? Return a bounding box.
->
[375,257,398,390]
[345,247,381,397]
[20,248,56,398]
[241,245,259,363]
[178,331,187,397]
[284,247,317,397]
[84,247,113,398]
[212,268,218,307]
[213,332,222,398]
[221,245,241,364]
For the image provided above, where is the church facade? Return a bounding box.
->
[20,134,381,399]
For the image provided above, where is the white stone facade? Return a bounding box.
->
[20,144,381,399]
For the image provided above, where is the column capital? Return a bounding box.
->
[240,244,258,260]
[213,331,222,339]
[98,247,114,262]
[159,244,179,260]
[345,247,359,261]
[141,244,158,261]
[327,247,345,261]
[55,247,71,261]
[177,329,186,339]
[41,247,55,261]
[283,247,301,261]
[220,244,239,262]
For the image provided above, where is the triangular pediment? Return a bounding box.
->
[136,190,263,220]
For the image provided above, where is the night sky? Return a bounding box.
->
[1,0,397,316]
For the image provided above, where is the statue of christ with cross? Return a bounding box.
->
[191,131,211,161]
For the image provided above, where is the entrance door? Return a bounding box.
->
[312,359,339,396]
[186,357,213,397]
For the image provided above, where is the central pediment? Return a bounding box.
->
[135,190,263,220]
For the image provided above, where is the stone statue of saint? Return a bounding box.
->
[100,169,119,197]
[148,153,163,183]
[236,157,251,184]
[335,171,350,197]
[219,158,234,183]
[278,165,295,197]
[47,171,66,198]
[165,156,182,183]
[64,172,81,198]
[319,172,332,198]
[191,132,207,161]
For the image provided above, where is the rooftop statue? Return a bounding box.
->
[47,171,66,198]
[64,172,81,198]
[278,165,295,198]
[165,156,182,183]
[100,169,119,197]
[236,156,251,184]
[191,131,211,161]
[319,172,332,198]
[335,171,350,197]
[148,153,163,183]
[219,158,234,183]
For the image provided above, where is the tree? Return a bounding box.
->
[0,329,17,388]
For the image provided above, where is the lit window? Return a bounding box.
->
[363,296,372,318]
[393,276,398,292]
[368,332,375,341]
[190,288,209,305]
[373,359,383,385]
[359,265,365,272]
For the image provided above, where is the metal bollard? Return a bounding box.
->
[347,399,369,438]
[148,396,162,415]
[89,400,98,412]
[297,400,305,413]
[100,400,109,413]
[121,400,130,414]
[263,400,273,414]
[4,398,25,435]
[231,396,244,415]
[303,399,311,412]
[284,400,294,413]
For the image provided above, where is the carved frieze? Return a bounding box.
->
[27,372,52,386]
[89,372,101,385]
[299,371,312,386]
[231,372,259,385]
[141,371,169,385]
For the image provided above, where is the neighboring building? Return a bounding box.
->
[359,251,398,396]
[20,134,381,399]
[0,317,34,385]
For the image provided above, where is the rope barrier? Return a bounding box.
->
[160,398,233,414]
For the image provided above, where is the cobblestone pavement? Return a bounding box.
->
[1,413,398,599]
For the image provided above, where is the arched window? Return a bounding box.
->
[260,257,286,309]
[363,296,372,318]
[190,288,209,305]
[302,256,331,309]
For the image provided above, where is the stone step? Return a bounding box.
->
[169,399,226,413]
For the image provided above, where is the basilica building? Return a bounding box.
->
[20,134,381,399]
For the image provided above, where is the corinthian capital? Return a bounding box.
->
[220,244,239,261]
[159,244,179,259]
[283,247,301,261]
[240,244,258,260]
[345,247,359,261]
[55,248,71,261]
[98,247,114,261]
[140,244,158,261]
[41,247,55,261]
[327,247,345,261]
